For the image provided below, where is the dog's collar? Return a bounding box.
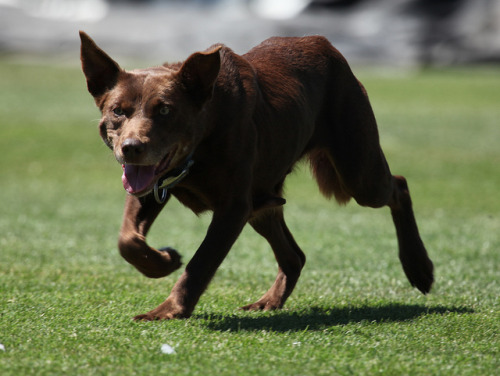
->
[153,154,194,204]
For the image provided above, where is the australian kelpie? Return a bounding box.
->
[80,31,433,320]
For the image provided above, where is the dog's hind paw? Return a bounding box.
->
[403,254,434,294]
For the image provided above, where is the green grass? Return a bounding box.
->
[0,61,499,375]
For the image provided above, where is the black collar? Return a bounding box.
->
[153,155,194,204]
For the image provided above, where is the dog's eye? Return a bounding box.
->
[113,107,124,117]
[159,106,170,116]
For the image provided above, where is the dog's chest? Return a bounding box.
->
[172,187,212,215]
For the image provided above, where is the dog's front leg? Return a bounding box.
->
[118,193,182,278]
[134,200,251,320]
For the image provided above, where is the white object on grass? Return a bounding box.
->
[161,343,175,354]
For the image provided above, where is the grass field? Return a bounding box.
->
[0,60,499,375]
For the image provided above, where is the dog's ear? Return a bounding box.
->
[79,31,122,98]
[179,46,221,104]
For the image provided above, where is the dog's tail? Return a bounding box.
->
[308,149,351,205]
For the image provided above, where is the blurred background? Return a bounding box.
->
[1,0,500,66]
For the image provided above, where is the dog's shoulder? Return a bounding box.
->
[243,36,346,70]
[245,35,330,56]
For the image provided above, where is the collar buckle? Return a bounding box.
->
[153,159,194,204]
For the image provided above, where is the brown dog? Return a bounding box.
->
[80,31,433,320]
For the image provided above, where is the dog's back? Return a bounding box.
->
[217,36,388,207]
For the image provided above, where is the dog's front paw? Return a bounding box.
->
[133,297,191,321]
[119,238,183,278]
[133,247,182,279]
[240,299,282,312]
[158,247,182,272]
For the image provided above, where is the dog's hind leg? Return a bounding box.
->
[118,194,182,278]
[309,77,433,293]
[388,175,434,293]
[241,207,305,311]
[310,146,434,293]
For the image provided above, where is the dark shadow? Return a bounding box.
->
[196,304,474,332]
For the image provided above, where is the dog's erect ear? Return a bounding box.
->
[79,31,122,98]
[179,46,221,104]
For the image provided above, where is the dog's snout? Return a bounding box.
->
[121,138,145,160]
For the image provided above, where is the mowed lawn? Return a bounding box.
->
[0,60,498,375]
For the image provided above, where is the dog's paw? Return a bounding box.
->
[143,247,182,278]
[240,299,282,312]
[133,312,187,321]
[159,247,182,268]
[134,247,182,279]
[399,243,434,295]
[133,298,191,321]
[404,255,434,295]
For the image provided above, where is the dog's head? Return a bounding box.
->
[79,31,221,196]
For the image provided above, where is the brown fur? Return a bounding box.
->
[80,31,433,320]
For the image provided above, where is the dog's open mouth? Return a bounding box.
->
[121,146,178,196]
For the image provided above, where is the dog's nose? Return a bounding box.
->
[121,138,145,160]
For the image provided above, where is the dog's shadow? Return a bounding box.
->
[198,304,473,332]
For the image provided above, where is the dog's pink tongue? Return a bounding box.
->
[122,164,156,194]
